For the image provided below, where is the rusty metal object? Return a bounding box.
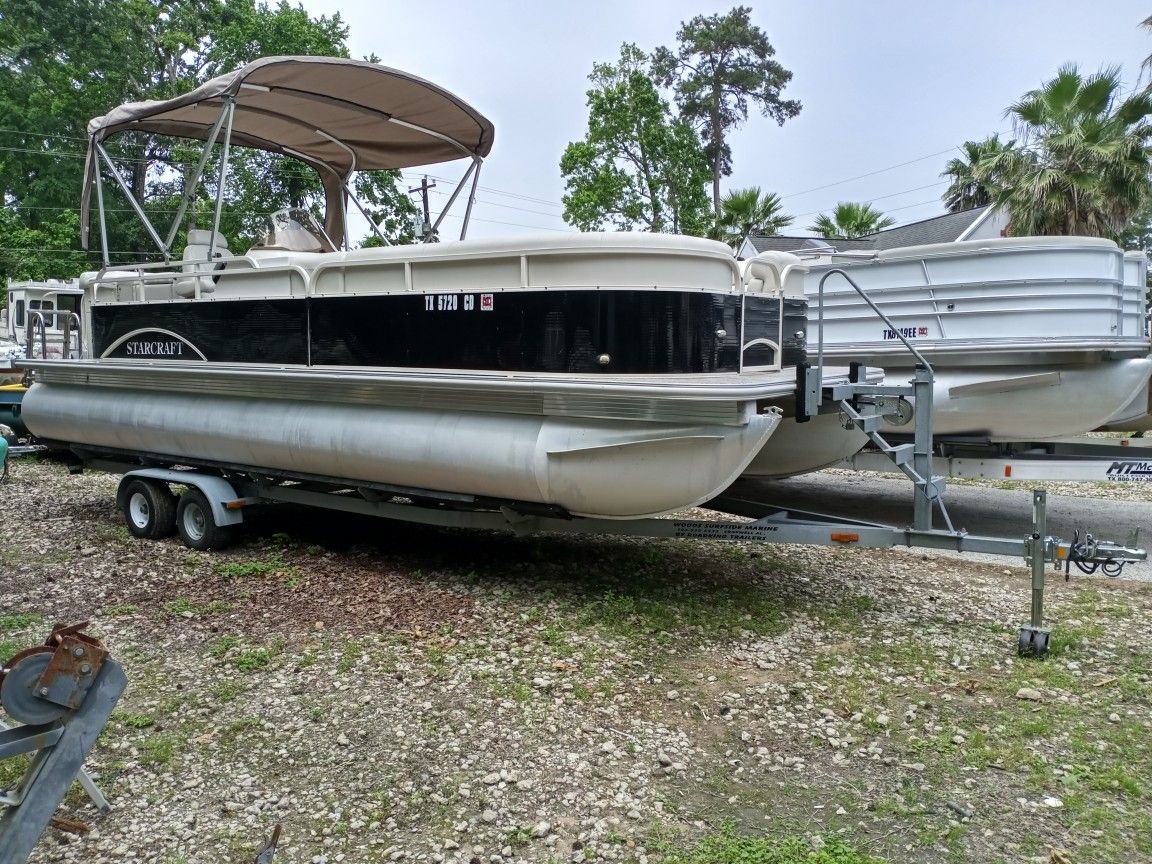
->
[47,815,91,836]
[0,653,65,725]
[0,645,53,677]
[254,824,282,863]
[0,622,111,725]
[34,635,109,712]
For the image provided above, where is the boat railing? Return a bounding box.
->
[23,311,82,361]
[89,254,310,302]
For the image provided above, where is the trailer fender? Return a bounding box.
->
[121,469,248,527]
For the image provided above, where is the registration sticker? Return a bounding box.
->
[882,326,929,340]
[480,293,494,311]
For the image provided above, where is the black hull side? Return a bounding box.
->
[93,290,804,374]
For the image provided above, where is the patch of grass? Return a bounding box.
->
[0,755,29,790]
[541,623,576,655]
[100,603,138,617]
[139,733,179,766]
[93,522,131,545]
[229,638,283,673]
[113,711,155,729]
[269,532,297,549]
[214,554,286,579]
[818,593,878,628]
[575,584,785,642]
[0,612,41,632]
[209,636,241,659]
[218,716,263,746]
[214,681,245,703]
[235,648,274,672]
[166,598,198,616]
[657,829,885,864]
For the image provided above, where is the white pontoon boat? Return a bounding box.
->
[796,237,1152,440]
[18,56,869,517]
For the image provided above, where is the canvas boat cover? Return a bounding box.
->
[81,56,495,247]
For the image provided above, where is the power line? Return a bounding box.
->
[0,127,90,143]
[431,212,575,233]
[421,185,567,221]
[791,181,949,221]
[778,147,961,201]
[405,172,565,210]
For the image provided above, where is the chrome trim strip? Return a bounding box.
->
[23,361,799,426]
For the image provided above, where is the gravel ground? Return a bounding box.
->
[2,457,1152,864]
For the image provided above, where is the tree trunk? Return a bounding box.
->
[710,105,723,217]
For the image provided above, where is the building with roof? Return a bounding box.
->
[737,205,1009,259]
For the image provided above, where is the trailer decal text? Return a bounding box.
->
[1106,460,1152,482]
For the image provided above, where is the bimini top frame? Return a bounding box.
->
[80,55,496,263]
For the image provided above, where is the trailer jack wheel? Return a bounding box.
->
[176,488,235,551]
[118,477,177,539]
[1018,625,1050,658]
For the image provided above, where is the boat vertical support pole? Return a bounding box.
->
[93,162,110,269]
[912,364,935,531]
[1018,489,1051,657]
[163,105,231,253]
[431,157,478,239]
[208,98,236,266]
[460,158,482,241]
[95,144,169,260]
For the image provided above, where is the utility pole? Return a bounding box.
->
[408,175,436,240]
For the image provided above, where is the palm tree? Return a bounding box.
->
[808,202,895,240]
[941,135,1012,212]
[1141,15,1152,91]
[980,65,1152,239]
[717,187,793,247]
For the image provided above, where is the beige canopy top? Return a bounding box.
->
[81,55,495,248]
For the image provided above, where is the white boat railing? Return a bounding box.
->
[23,311,82,361]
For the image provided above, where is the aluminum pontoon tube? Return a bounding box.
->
[22,385,782,519]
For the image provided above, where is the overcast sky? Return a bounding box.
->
[298,0,1152,240]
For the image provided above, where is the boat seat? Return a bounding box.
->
[244,248,333,270]
[175,229,230,298]
[741,251,807,298]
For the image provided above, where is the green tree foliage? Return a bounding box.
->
[560,44,712,235]
[717,186,791,248]
[975,65,1152,240]
[808,202,895,240]
[0,209,85,285]
[0,0,415,283]
[653,6,801,216]
[941,135,1013,213]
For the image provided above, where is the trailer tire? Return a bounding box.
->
[176,488,235,551]
[118,478,177,540]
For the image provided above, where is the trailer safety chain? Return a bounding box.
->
[1065,530,1128,579]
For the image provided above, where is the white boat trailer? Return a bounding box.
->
[843,434,1152,483]
[63,267,1144,664]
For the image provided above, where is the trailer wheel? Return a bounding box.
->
[176,488,235,551]
[118,478,177,539]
